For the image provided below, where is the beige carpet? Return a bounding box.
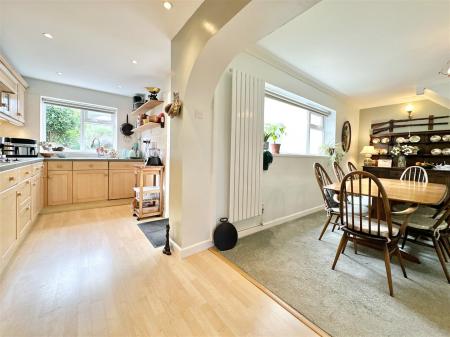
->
[220,211,450,337]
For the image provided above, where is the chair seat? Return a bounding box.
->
[344,218,399,238]
[393,205,449,232]
[332,205,369,215]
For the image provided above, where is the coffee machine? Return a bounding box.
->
[0,137,39,157]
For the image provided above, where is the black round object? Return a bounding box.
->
[213,217,238,251]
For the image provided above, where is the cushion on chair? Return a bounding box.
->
[343,218,399,238]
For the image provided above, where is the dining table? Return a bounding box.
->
[323,177,448,263]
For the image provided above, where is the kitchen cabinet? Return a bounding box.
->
[31,174,42,220]
[0,187,17,262]
[47,171,73,206]
[16,83,25,123]
[17,200,31,238]
[109,170,136,199]
[73,170,108,203]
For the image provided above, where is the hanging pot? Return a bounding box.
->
[120,114,134,136]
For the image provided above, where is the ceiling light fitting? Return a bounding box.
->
[132,60,138,64]
[57,72,63,76]
[163,1,172,10]
[42,33,53,39]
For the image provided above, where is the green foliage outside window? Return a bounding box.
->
[45,105,81,150]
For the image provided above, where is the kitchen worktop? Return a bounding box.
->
[0,157,144,172]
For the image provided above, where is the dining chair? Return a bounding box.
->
[333,162,347,182]
[347,161,358,172]
[397,204,450,283]
[331,171,417,296]
[400,166,428,183]
[314,163,341,240]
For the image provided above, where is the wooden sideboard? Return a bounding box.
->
[363,166,450,191]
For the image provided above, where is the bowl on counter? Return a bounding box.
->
[40,152,54,158]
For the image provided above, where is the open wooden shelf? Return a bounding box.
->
[132,122,162,133]
[131,100,164,117]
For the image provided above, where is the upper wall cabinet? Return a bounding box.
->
[0,54,28,126]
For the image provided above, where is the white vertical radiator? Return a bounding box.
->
[229,69,264,223]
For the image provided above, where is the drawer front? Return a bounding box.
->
[32,163,44,176]
[73,161,108,170]
[48,161,73,171]
[109,161,139,170]
[16,180,31,206]
[0,169,18,192]
[17,201,31,238]
[19,165,33,182]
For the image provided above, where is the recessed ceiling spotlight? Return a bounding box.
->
[163,1,172,10]
[56,72,63,76]
[42,33,53,39]
[117,85,122,89]
[132,60,138,64]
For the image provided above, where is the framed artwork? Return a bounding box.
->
[341,121,351,152]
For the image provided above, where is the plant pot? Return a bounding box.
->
[271,143,281,154]
[264,141,269,150]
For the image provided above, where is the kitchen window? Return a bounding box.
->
[264,84,332,155]
[41,97,117,152]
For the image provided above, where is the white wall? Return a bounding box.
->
[213,52,359,230]
[0,77,136,153]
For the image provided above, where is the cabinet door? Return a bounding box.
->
[16,84,25,123]
[31,175,40,220]
[109,170,135,200]
[47,171,73,206]
[0,188,17,260]
[73,170,108,203]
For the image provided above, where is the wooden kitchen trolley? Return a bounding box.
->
[132,165,164,220]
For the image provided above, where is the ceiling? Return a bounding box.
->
[0,0,202,97]
[258,0,450,108]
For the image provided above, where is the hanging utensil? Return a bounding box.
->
[120,114,134,136]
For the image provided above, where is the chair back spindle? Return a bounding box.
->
[333,162,347,182]
[347,161,358,172]
[400,166,428,183]
[314,163,337,211]
[340,171,393,239]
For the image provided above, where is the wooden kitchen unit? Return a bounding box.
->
[45,159,140,207]
[0,161,44,274]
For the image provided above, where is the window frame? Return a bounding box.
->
[264,91,328,156]
[40,96,118,154]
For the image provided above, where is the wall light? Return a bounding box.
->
[163,1,172,10]
[42,33,53,39]
[405,104,414,119]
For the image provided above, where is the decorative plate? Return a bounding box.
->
[381,137,390,144]
[409,135,420,143]
[341,121,351,152]
[431,148,442,156]
[372,138,380,144]
[442,148,450,155]
[430,135,441,142]
[442,135,450,142]
[395,137,406,144]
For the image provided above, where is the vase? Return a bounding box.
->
[397,155,406,168]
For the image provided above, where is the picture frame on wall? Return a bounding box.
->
[341,121,351,152]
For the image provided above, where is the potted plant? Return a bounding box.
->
[321,143,345,165]
[264,124,271,150]
[266,123,286,154]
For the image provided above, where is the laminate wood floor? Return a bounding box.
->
[0,205,318,337]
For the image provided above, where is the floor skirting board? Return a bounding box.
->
[170,238,214,258]
[238,205,323,238]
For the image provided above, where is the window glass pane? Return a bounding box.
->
[84,122,114,151]
[86,110,112,123]
[264,96,308,154]
[309,128,324,155]
[310,112,323,128]
[45,104,81,150]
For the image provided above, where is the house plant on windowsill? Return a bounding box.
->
[266,123,286,154]
[391,144,415,168]
[321,143,345,165]
[264,124,271,151]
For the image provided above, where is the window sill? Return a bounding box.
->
[272,153,328,159]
